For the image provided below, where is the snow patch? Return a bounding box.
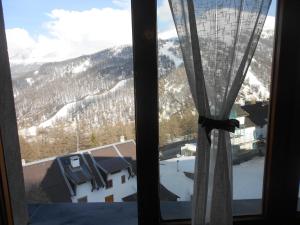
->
[72,59,90,73]
[39,102,77,128]
[160,156,266,201]
[22,79,130,131]
[159,40,182,67]
[26,77,34,86]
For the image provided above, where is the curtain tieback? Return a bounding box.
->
[198,116,240,145]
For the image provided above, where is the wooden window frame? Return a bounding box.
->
[105,195,114,203]
[106,179,113,189]
[131,0,300,225]
[1,0,300,225]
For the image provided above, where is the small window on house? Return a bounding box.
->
[106,179,113,189]
[105,195,114,203]
[77,196,87,203]
[121,175,126,184]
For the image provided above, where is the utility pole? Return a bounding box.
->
[76,114,80,151]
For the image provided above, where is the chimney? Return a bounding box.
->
[70,155,80,168]
[120,135,125,142]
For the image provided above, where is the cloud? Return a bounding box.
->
[6,7,132,64]
[157,0,173,24]
[263,16,275,30]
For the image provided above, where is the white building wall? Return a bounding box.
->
[254,124,267,140]
[72,169,137,203]
[236,116,245,125]
[231,126,256,149]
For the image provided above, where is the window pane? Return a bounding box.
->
[4,0,137,223]
[158,0,276,220]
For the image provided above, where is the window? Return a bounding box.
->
[2,0,137,205]
[77,196,87,203]
[106,179,113,189]
[158,0,277,221]
[105,195,114,203]
[121,175,126,184]
[1,0,300,225]
[1,0,138,224]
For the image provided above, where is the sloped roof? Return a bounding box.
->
[22,140,137,203]
[90,145,131,174]
[83,153,105,188]
[23,159,71,202]
[232,104,249,117]
[59,154,95,186]
[241,102,269,127]
[115,141,136,173]
[244,117,256,128]
[122,184,179,202]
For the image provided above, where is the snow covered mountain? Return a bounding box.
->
[11,28,274,136]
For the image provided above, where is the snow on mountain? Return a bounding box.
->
[72,59,91,73]
[12,28,274,135]
[159,39,182,67]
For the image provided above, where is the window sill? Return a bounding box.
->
[28,200,264,225]
[28,203,138,225]
[161,199,262,221]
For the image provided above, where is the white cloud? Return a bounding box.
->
[6,7,132,64]
[157,0,177,39]
[158,0,173,24]
[158,28,177,40]
[112,0,131,9]
[263,16,275,30]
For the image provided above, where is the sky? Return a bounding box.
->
[3,0,277,64]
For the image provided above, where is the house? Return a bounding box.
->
[179,102,269,158]
[180,143,196,156]
[23,140,137,203]
[22,140,178,203]
[230,102,268,151]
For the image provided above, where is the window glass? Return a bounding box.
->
[3,0,137,222]
[158,0,276,220]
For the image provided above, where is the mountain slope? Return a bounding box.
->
[12,30,274,136]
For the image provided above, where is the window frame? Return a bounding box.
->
[1,1,300,225]
[106,179,113,189]
[121,175,126,184]
[131,0,300,225]
[105,195,114,203]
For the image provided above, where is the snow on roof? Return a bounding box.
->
[160,156,194,201]
[181,143,197,152]
[160,155,265,201]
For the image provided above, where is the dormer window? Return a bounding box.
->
[70,156,80,168]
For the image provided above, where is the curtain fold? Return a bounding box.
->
[168,0,271,224]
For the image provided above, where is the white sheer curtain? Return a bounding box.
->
[168,0,271,224]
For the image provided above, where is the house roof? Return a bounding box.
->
[58,154,95,186]
[82,153,105,188]
[232,104,249,117]
[90,145,131,174]
[183,171,194,180]
[23,159,72,203]
[115,141,136,173]
[241,102,269,127]
[122,184,179,202]
[23,140,137,203]
[244,117,256,128]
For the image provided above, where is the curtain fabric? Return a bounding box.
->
[168,0,271,224]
